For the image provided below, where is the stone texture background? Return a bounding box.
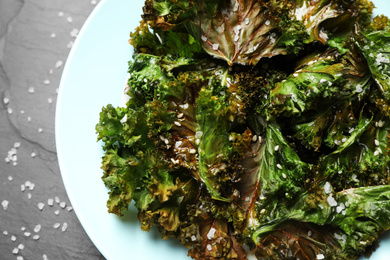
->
[0,0,105,259]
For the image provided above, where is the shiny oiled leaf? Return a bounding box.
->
[193,0,285,65]
[254,221,343,260]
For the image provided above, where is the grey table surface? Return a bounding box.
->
[0,0,106,259]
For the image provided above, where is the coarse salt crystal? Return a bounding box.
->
[21,227,25,231]
[54,210,60,215]
[34,224,41,233]
[207,227,216,240]
[327,195,337,207]
[55,196,60,203]
[31,152,36,158]
[276,164,283,170]
[67,16,73,23]
[7,107,13,114]
[66,206,73,212]
[53,223,60,229]
[37,203,45,211]
[50,33,56,38]
[55,60,63,69]
[2,200,9,211]
[375,139,380,146]
[28,86,35,93]
[12,248,19,254]
[265,20,270,26]
[201,35,207,42]
[212,43,219,51]
[70,28,79,38]
[18,244,24,250]
[324,182,331,194]
[38,128,43,133]
[62,223,68,232]
[317,254,325,260]
[206,244,212,251]
[3,97,9,104]
[27,193,32,199]
[60,202,66,208]
[33,235,40,240]
[43,254,48,260]
[17,256,24,260]
[282,173,287,179]
[48,98,53,104]
[3,231,8,236]
[11,235,17,241]
[8,176,13,181]
[24,232,31,237]
[48,199,54,206]
[191,235,196,241]
[29,183,35,190]
[244,17,250,25]
[274,145,279,151]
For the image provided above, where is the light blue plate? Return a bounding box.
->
[55,1,390,259]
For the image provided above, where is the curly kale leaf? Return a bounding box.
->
[353,23,390,101]
[265,49,370,119]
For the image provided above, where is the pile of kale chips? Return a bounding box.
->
[96,0,390,259]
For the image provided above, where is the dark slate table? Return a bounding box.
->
[0,0,105,259]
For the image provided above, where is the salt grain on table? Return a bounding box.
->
[8,176,13,181]
[3,231,8,236]
[11,235,16,241]
[28,193,32,199]
[54,210,60,215]
[48,199,54,206]
[17,256,24,260]
[21,227,25,231]
[66,206,73,212]
[12,248,19,254]
[61,223,68,232]
[53,223,60,229]
[37,203,45,211]
[55,196,60,204]
[24,232,31,237]
[33,235,40,240]
[18,244,24,250]
[34,224,41,233]
[2,200,9,211]
[43,254,48,260]
[31,152,36,158]
[55,60,63,69]
[59,202,66,208]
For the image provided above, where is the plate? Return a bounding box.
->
[55,1,390,259]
